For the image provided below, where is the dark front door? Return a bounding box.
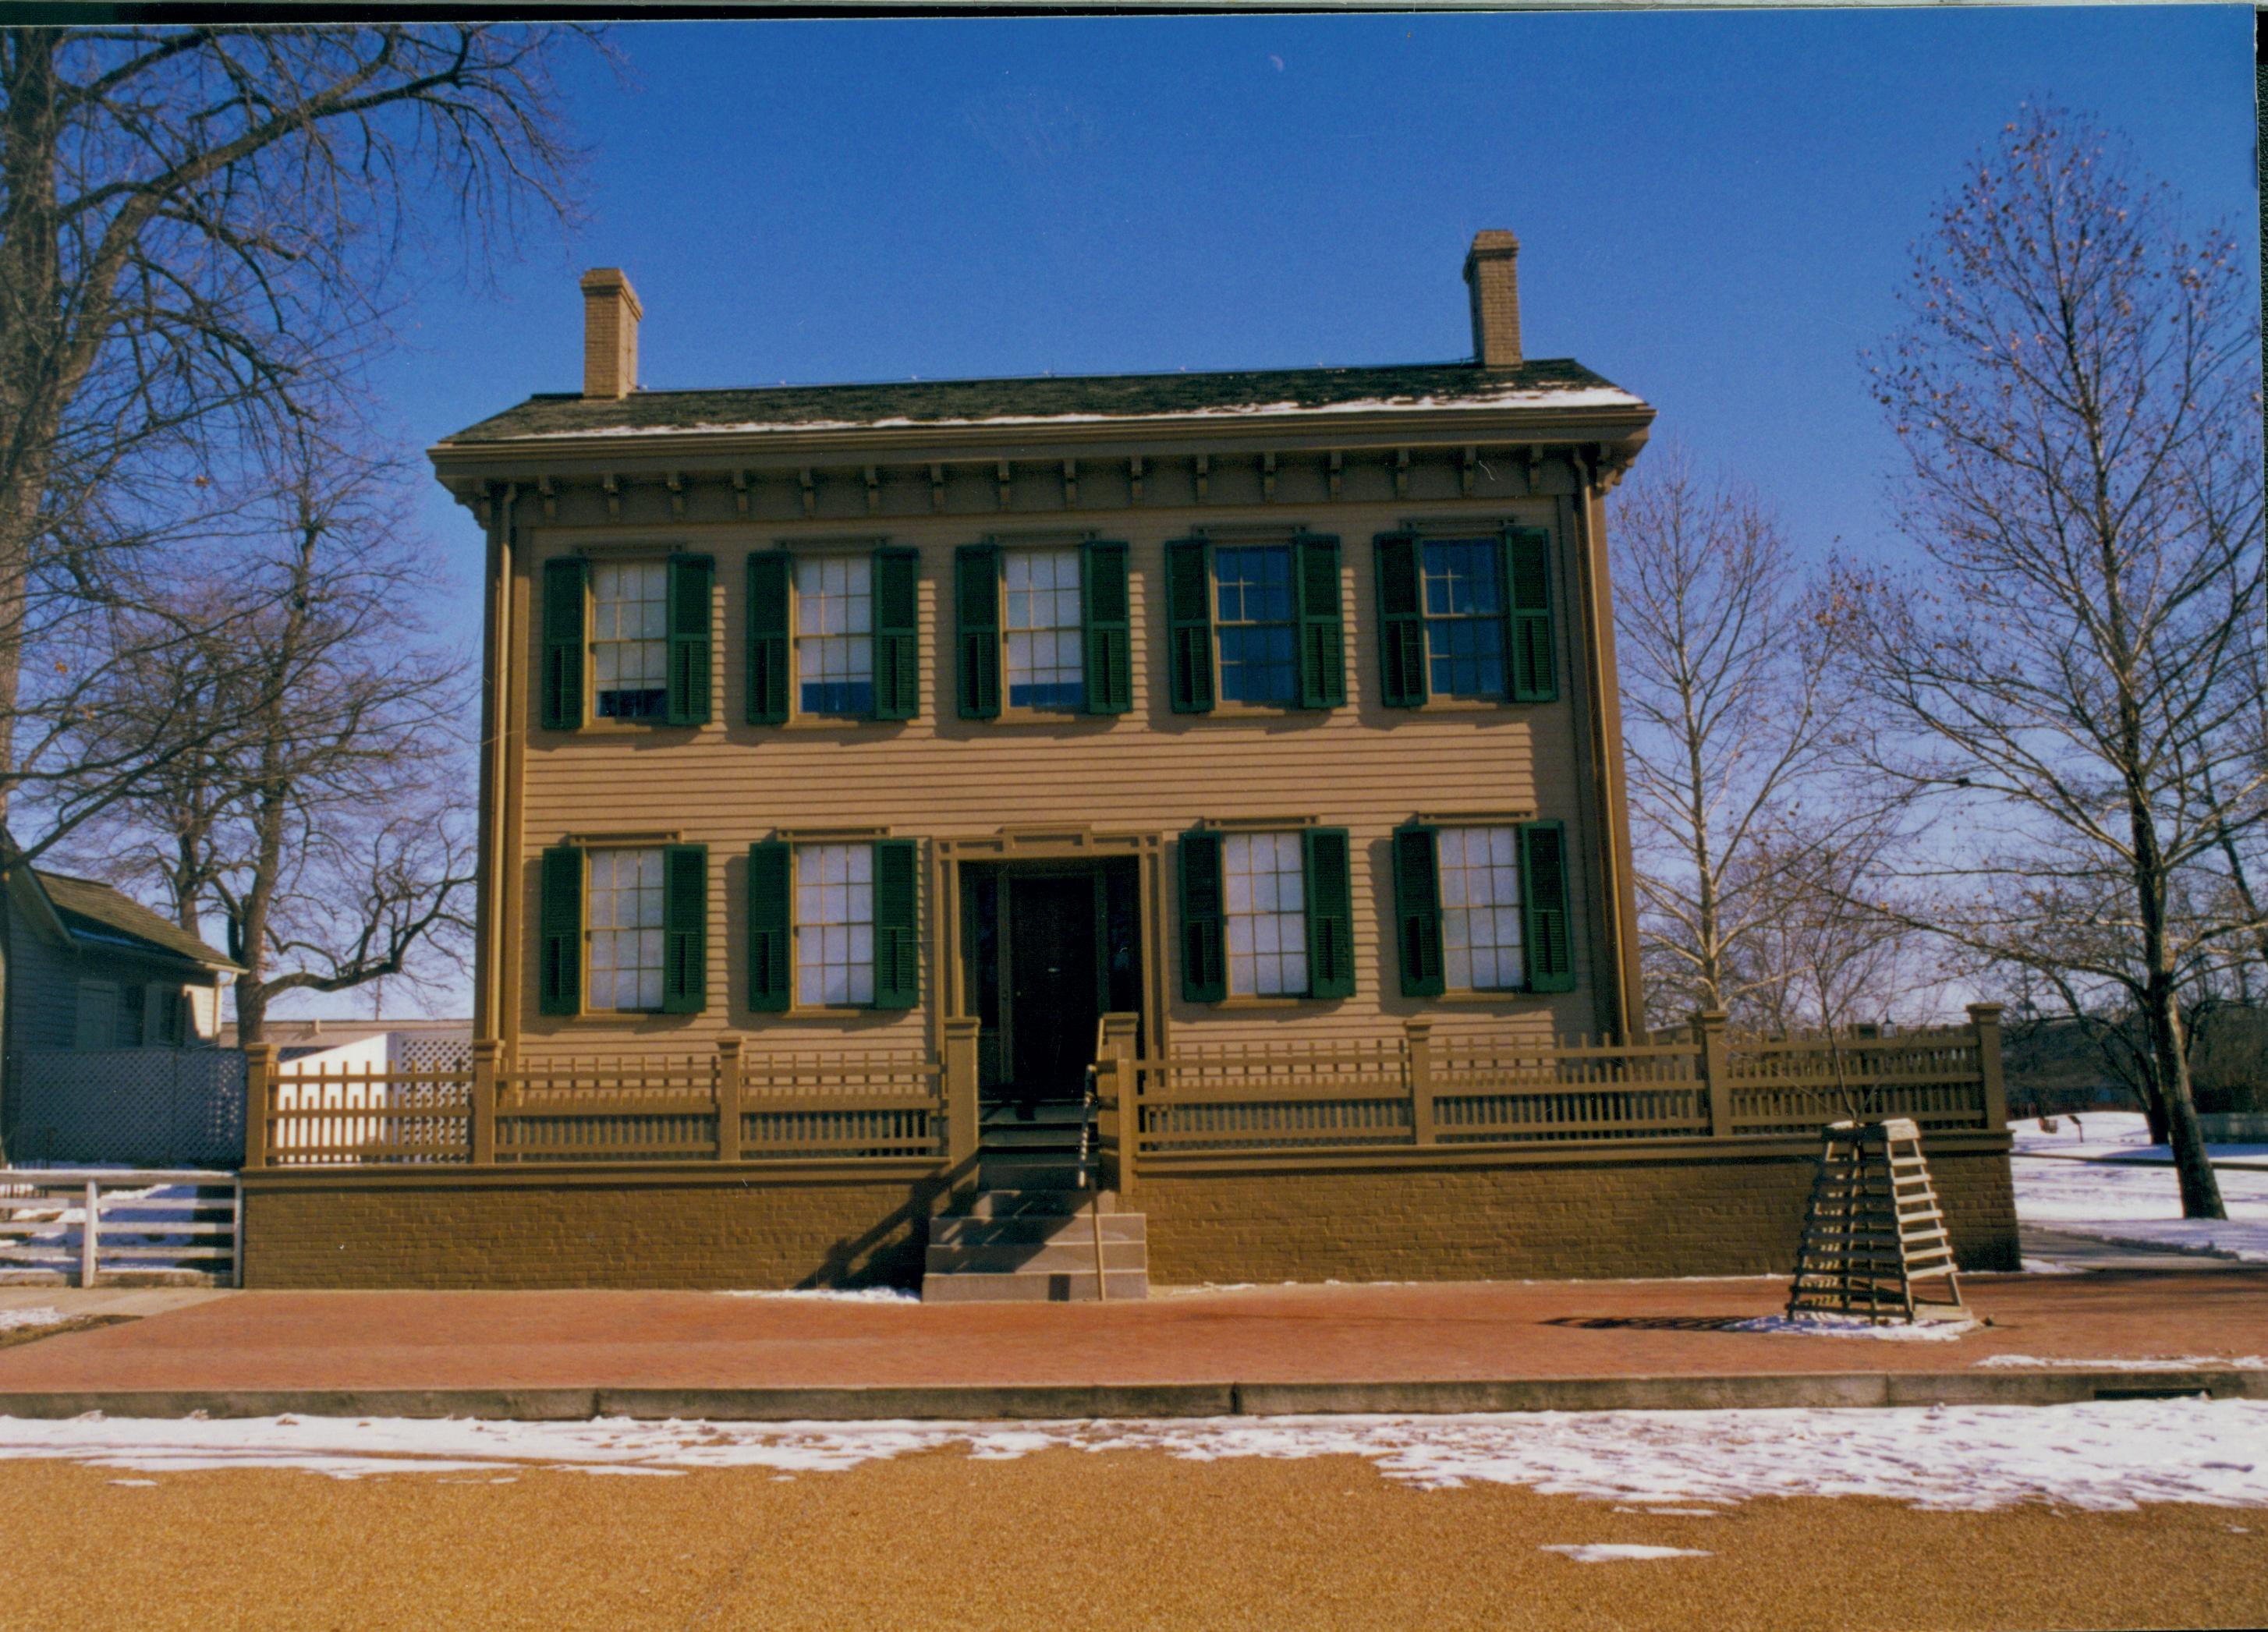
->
[1008,874,1100,1101]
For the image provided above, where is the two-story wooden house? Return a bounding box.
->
[236,232,2020,1294]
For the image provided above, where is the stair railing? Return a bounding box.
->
[1081,1064,1106,1302]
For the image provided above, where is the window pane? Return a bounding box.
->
[1421,540,1507,699]
[796,555,876,716]
[585,848,668,1011]
[592,561,671,719]
[1004,547,1085,708]
[1215,546,1299,705]
[1437,826,1524,990]
[1222,828,1307,997]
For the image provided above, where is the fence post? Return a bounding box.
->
[470,1038,499,1165]
[943,1017,980,1179]
[1696,1011,1731,1138]
[1967,1003,2008,1131]
[1098,1012,1140,1196]
[242,1043,275,1171]
[714,1036,743,1163]
[1405,1018,1437,1145]
[80,1179,100,1287]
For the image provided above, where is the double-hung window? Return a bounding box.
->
[1164,534,1345,713]
[746,837,921,1012]
[1178,826,1354,1002]
[591,561,670,720]
[955,541,1130,717]
[538,554,714,730]
[1391,820,1576,997]
[1374,529,1556,707]
[796,556,874,716]
[537,844,709,1016]
[746,548,918,724]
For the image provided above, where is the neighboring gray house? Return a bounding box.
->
[1,862,240,1165]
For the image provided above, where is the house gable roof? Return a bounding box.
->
[31,869,240,972]
[437,358,1646,446]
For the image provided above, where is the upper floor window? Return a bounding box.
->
[586,846,666,1011]
[1004,547,1085,710]
[1166,535,1344,714]
[1375,530,1557,709]
[1420,540,1506,700]
[796,555,874,716]
[592,561,671,720]
[1214,547,1299,706]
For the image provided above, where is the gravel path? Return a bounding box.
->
[0,1446,2261,1630]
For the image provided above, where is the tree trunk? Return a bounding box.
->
[2142,968,2225,1217]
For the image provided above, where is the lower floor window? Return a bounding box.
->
[587,848,665,1011]
[1438,826,1524,991]
[796,842,875,1006]
[1224,831,1307,997]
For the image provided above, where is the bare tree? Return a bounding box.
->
[61,425,474,1041]
[1845,106,2264,1219]
[0,24,590,844]
[1613,448,1854,1026]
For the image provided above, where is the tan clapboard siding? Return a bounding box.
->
[513,507,1600,1060]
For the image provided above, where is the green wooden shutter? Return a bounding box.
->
[1178,828,1227,1003]
[665,555,714,726]
[661,843,708,1013]
[955,545,1001,720]
[745,552,791,725]
[747,841,792,1012]
[872,838,920,1008]
[1080,540,1132,714]
[1375,534,1427,708]
[538,845,584,1015]
[540,558,588,731]
[1392,824,1444,997]
[871,548,920,721]
[1518,820,1576,992]
[1293,534,1346,710]
[1302,826,1355,999]
[1505,528,1557,703]
[1164,538,1214,713]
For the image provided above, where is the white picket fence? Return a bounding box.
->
[0,1169,239,1287]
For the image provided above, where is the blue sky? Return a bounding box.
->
[337,5,2257,1018]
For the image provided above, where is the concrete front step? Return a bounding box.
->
[957,1189,1125,1220]
[920,1268,1150,1304]
[926,1240,1151,1276]
[978,1161,1093,1190]
[978,1128,1090,1150]
[930,1213,1146,1247]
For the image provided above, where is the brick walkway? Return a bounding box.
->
[0,1271,2261,1394]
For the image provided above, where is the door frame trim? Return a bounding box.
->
[932,828,1165,1070]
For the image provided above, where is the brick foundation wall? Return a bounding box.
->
[242,1167,944,1290]
[1136,1138,2019,1285]
[241,1139,2018,1290]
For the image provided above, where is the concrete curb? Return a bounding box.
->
[0,1369,2260,1421]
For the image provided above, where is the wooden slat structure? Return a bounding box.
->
[1784,1117,1968,1324]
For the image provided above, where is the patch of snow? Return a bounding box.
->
[1974,1354,2268,1371]
[2036,1219,2268,1262]
[1542,1543,1711,1562]
[0,1307,69,1333]
[2019,1258,2087,1274]
[716,1287,917,1303]
[3,1402,2266,1510]
[1725,1313,1980,1341]
[492,387,1651,443]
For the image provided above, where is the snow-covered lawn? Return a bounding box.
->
[2,1401,2264,1510]
[2011,1116,2268,1262]
[0,1308,68,1334]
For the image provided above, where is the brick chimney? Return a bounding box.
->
[579,267,643,399]
[1462,231,1522,369]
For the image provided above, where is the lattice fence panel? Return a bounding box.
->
[5,1048,246,1167]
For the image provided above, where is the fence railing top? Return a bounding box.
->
[1,1167,239,1184]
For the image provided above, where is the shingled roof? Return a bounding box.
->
[438,358,1645,445]
[34,869,239,971]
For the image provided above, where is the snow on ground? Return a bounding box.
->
[1726,1314,1979,1341]
[717,1288,918,1303]
[2,1400,2266,1510]
[2010,1116,2268,1262]
[1976,1354,2268,1371]
[1542,1544,1712,1562]
[0,1308,67,1333]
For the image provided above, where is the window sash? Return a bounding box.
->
[794,842,877,1007]
[1214,545,1299,706]
[794,554,877,716]
[591,561,671,719]
[1223,830,1308,997]
[1002,547,1085,709]
[585,847,667,1011]
[1420,540,1507,699]
[1437,825,1526,993]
